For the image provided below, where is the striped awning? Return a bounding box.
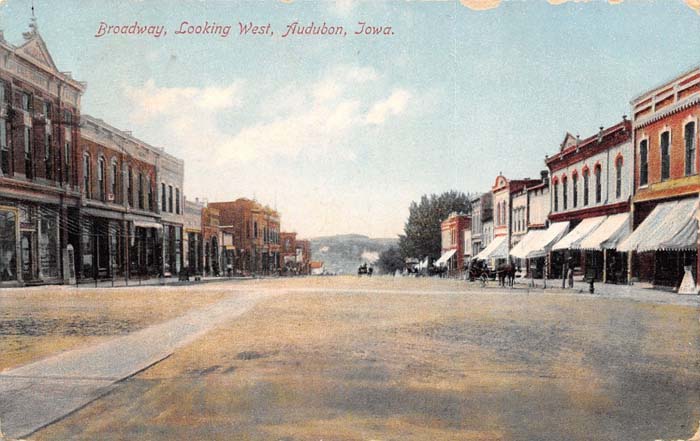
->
[617,198,698,253]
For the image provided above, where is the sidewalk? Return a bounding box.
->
[71,275,256,289]
[513,277,700,307]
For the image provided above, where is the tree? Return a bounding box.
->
[377,246,405,274]
[398,190,471,260]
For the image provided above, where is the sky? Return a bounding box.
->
[0,0,698,238]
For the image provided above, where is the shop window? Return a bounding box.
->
[685,122,696,176]
[0,209,17,281]
[39,214,58,278]
[660,131,670,181]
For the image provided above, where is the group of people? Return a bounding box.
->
[357,262,374,277]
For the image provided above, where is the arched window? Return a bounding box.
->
[553,178,559,212]
[572,172,578,208]
[583,169,589,206]
[562,176,568,210]
[138,173,144,210]
[615,157,623,199]
[83,154,91,198]
[595,164,602,203]
[640,139,648,186]
[660,131,670,181]
[97,157,105,201]
[685,122,696,176]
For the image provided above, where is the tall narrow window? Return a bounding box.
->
[175,188,180,214]
[161,183,166,211]
[97,157,105,201]
[615,158,623,199]
[168,185,173,213]
[24,127,33,179]
[43,101,51,120]
[686,122,696,176]
[44,132,52,180]
[83,154,91,198]
[0,120,7,175]
[562,176,568,210]
[138,173,144,209]
[553,181,559,212]
[127,168,133,207]
[572,173,578,208]
[583,170,589,206]
[111,160,118,200]
[640,139,648,186]
[0,81,5,104]
[595,165,602,203]
[147,179,153,211]
[64,142,71,184]
[21,92,31,112]
[660,131,670,181]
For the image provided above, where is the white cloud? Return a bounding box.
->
[366,89,412,125]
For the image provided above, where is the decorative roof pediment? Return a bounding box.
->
[17,33,59,73]
[492,175,509,191]
[560,132,577,151]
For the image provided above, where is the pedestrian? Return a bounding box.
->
[567,266,574,289]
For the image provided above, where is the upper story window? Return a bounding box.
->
[21,92,32,112]
[127,168,133,207]
[583,170,589,206]
[168,185,173,213]
[0,81,5,104]
[595,165,602,203]
[138,173,145,210]
[1,121,9,175]
[660,131,670,181]
[161,183,166,211]
[63,110,72,125]
[640,139,649,186]
[64,141,71,184]
[572,173,578,208]
[97,157,105,201]
[176,188,181,214]
[24,126,33,180]
[83,154,91,198]
[553,180,559,212]
[685,122,696,176]
[111,160,118,201]
[44,131,52,180]
[147,179,153,211]
[562,176,568,210]
[42,101,51,120]
[254,221,258,239]
[615,157,623,199]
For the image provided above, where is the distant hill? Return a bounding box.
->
[310,234,398,274]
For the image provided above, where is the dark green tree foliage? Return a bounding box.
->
[377,246,405,274]
[398,190,471,260]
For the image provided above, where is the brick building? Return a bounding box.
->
[545,119,633,282]
[208,198,281,275]
[201,205,222,276]
[619,67,700,289]
[0,21,84,286]
[436,212,470,275]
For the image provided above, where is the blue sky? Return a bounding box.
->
[0,0,698,237]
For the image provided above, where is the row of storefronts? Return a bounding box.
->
[438,65,700,292]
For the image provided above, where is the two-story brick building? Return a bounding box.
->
[436,212,470,275]
[619,67,700,289]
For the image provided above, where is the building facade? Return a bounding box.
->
[621,67,700,288]
[438,212,470,274]
[546,119,633,282]
[0,23,84,286]
[183,197,204,276]
[159,151,184,277]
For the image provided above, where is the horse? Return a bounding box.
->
[496,263,515,288]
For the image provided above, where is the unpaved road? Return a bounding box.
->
[0,288,279,439]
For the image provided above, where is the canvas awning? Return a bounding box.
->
[435,249,457,267]
[577,213,630,250]
[552,216,606,251]
[510,230,543,259]
[133,220,163,230]
[474,236,508,261]
[618,199,698,253]
[509,222,569,259]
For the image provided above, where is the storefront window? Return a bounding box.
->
[175,227,182,274]
[39,213,59,278]
[163,226,171,274]
[82,221,94,278]
[0,209,17,281]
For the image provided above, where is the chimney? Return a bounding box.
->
[540,169,549,183]
[597,126,604,143]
